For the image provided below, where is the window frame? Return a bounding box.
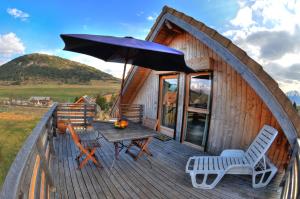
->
[181,72,213,150]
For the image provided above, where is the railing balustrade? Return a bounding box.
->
[0,103,58,199]
[280,138,300,199]
[56,103,97,129]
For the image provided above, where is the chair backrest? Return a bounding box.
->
[67,124,81,147]
[143,117,158,130]
[243,125,278,166]
[57,103,97,130]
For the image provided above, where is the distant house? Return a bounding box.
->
[29,96,52,107]
[75,95,100,113]
[75,95,96,104]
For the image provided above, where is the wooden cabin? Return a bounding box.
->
[29,96,53,107]
[75,95,96,104]
[112,6,300,172]
[1,6,299,199]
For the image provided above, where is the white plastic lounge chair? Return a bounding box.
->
[186,125,278,189]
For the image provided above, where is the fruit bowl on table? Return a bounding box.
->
[114,119,128,129]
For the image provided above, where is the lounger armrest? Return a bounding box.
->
[265,156,278,171]
[220,149,245,157]
[186,156,195,173]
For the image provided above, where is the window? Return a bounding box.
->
[184,73,212,149]
[189,75,211,109]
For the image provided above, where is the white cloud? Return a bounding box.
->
[0,32,25,56]
[277,80,300,94]
[7,8,29,21]
[224,0,300,93]
[0,32,25,65]
[274,53,300,67]
[147,16,154,21]
[230,6,255,28]
[69,54,130,78]
[147,13,158,21]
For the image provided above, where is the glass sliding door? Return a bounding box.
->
[158,75,178,137]
[184,73,212,149]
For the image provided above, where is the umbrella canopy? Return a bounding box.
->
[60,34,194,73]
[60,34,194,119]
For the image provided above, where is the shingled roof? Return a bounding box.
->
[117,6,300,142]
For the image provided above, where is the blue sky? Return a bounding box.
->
[1,0,300,93]
[0,0,238,55]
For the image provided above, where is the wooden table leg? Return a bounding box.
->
[114,142,119,160]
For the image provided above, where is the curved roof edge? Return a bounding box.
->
[120,6,300,143]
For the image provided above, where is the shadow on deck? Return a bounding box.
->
[51,131,282,199]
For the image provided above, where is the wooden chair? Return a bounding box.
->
[125,117,158,160]
[67,124,102,169]
[142,117,158,130]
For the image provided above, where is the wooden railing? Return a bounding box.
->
[281,138,300,199]
[0,103,58,199]
[110,104,144,123]
[56,103,97,129]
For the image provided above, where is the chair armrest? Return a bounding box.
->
[220,149,245,157]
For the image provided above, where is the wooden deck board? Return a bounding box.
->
[98,137,184,199]
[51,132,282,199]
[68,135,99,199]
[58,135,68,199]
[69,141,92,199]
[98,144,145,199]
[63,136,76,199]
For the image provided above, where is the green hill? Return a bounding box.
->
[0,53,120,84]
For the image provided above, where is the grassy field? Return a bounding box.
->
[0,106,47,188]
[0,80,120,102]
[0,81,120,188]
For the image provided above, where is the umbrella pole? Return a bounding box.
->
[119,59,128,119]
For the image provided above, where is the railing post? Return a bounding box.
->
[94,103,97,119]
[36,137,56,192]
[46,120,56,156]
[52,106,57,137]
[84,104,87,129]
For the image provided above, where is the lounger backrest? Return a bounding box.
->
[243,125,278,166]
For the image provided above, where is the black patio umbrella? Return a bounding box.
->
[60,34,194,117]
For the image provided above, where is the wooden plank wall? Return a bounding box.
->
[168,32,290,170]
[208,59,290,170]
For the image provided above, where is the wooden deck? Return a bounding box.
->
[51,132,282,199]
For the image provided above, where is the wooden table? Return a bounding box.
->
[92,121,156,161]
